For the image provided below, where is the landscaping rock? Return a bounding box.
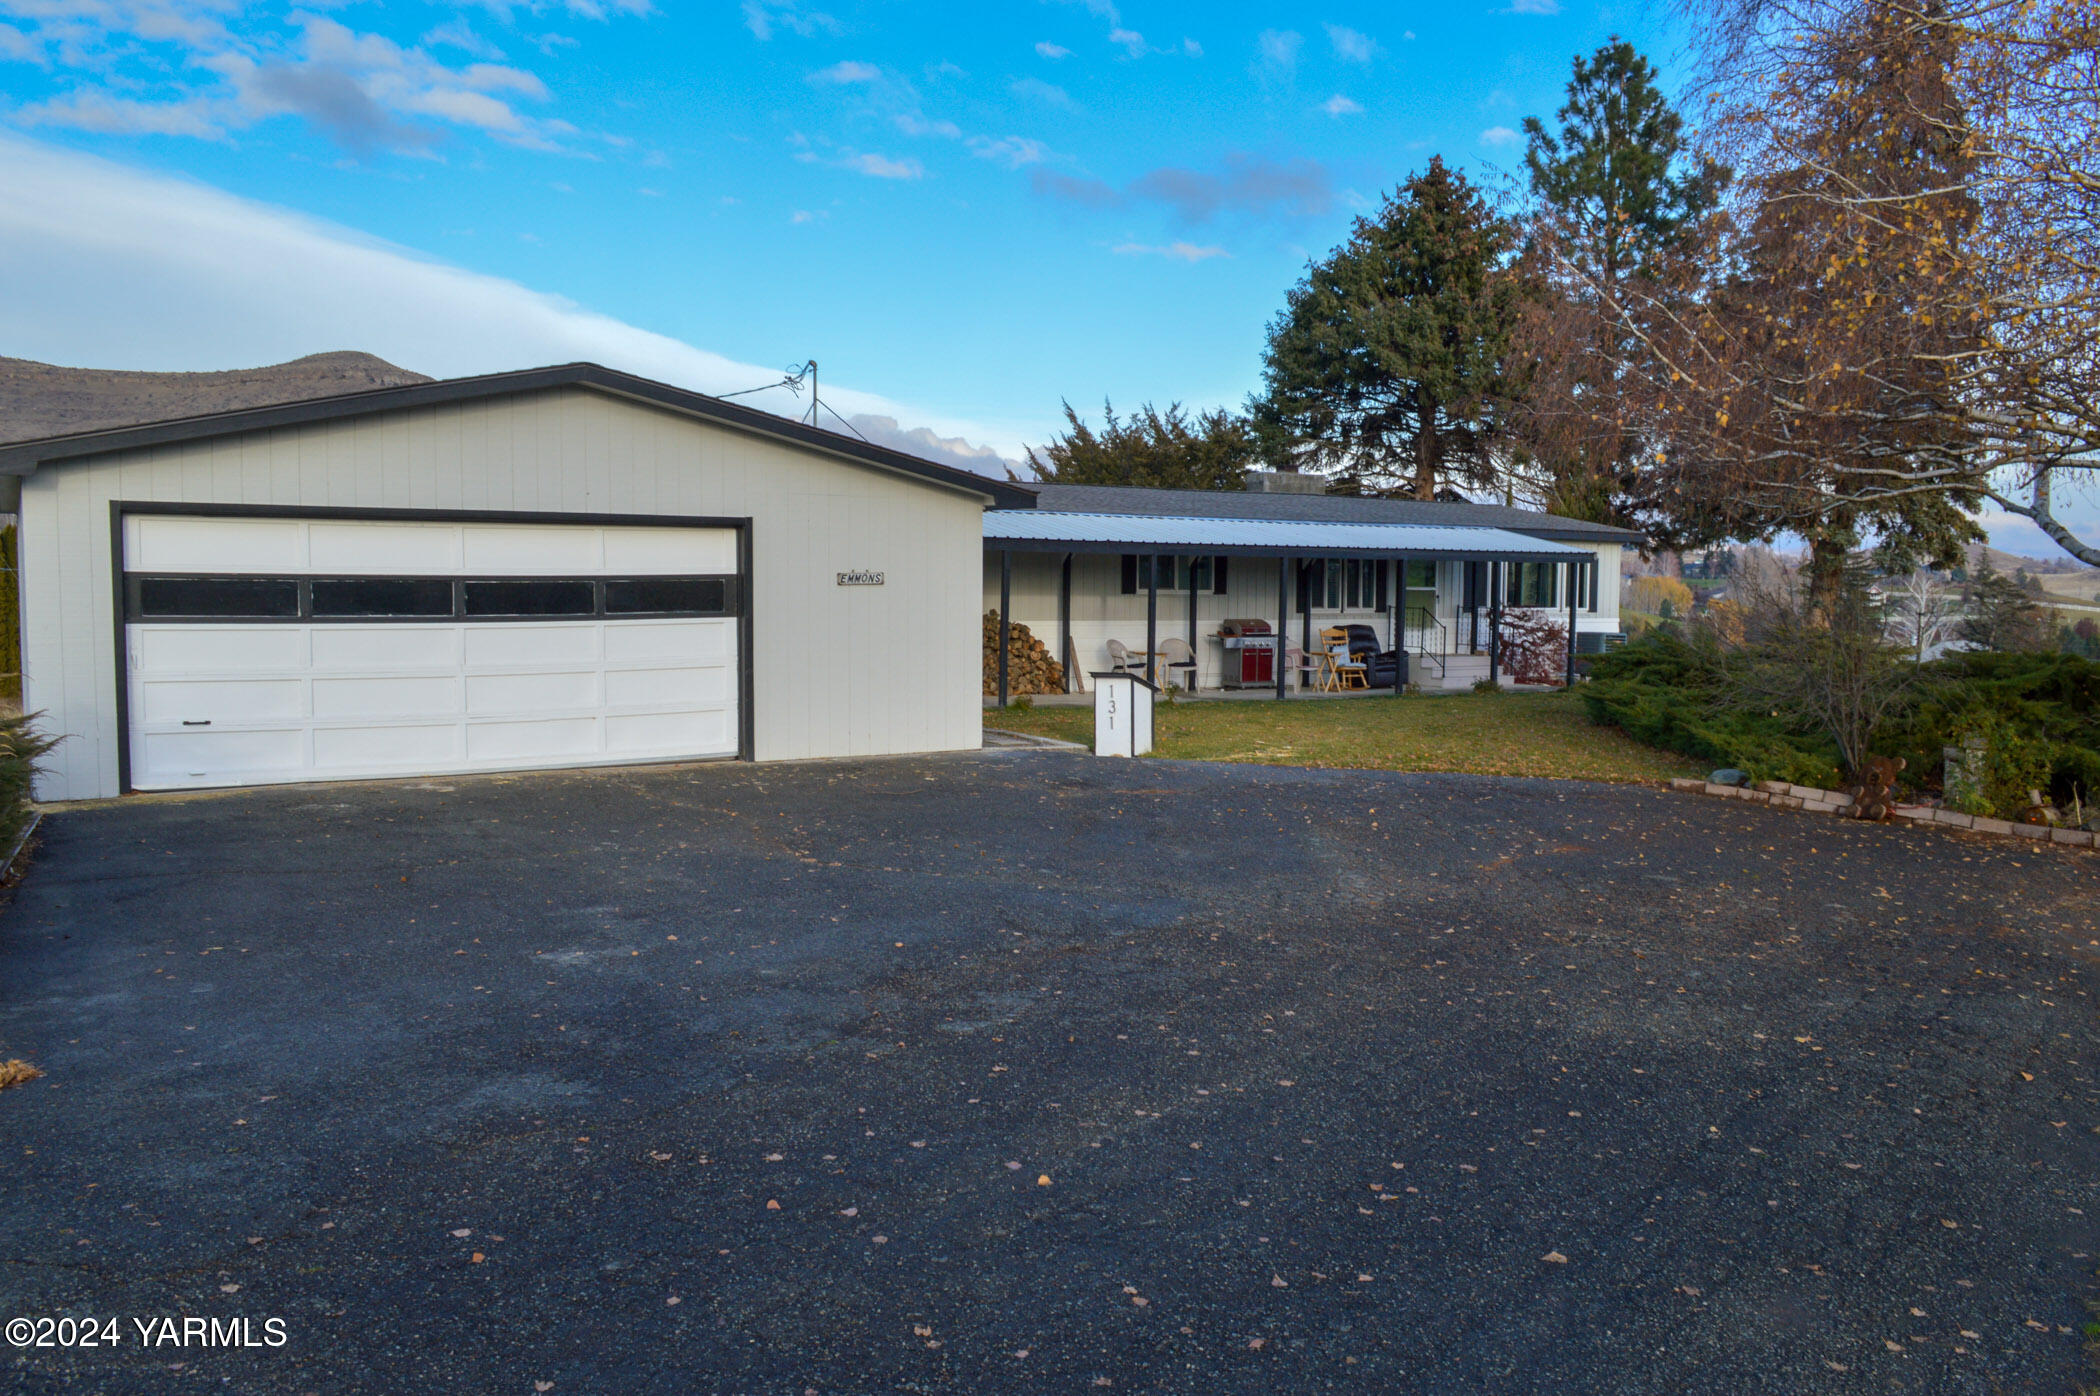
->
[1709,768,1749,787]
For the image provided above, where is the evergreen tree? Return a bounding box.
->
[1515,41,1726,522]
[1026,399,1254,491]
[1251,158,1529,501]
[1957,559,2048,651]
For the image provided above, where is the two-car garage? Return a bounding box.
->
[8,363,1028,804]
[120,512,743,791]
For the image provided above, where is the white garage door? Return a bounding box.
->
[121,514,742,791]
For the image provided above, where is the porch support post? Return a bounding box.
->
[1299,559,1313,677]
[1488,560,1502,684]
[1275,556,1289,700]
[1566,559,1580,687]
[1058,552,1073,693]
[1145,557,1158,687]
[1187,557,1199,691]
[997,549,1012,708]
[1391,555,1403,697]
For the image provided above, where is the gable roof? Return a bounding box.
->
[1016,482,1644,544]
[0,361,1036,508]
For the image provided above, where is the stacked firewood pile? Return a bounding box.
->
[983,611,1064,695]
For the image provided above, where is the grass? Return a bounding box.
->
[988,689,1704,784]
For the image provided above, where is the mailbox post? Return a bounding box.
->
[1090,672,1156,757]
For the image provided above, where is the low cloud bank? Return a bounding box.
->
[0,133,1024,474]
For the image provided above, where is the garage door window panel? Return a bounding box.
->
[462,580,597,617]
[603,577,732,615]
[311,579,456,618]
[134,577,301,619]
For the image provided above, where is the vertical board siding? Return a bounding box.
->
[21,385,987,802]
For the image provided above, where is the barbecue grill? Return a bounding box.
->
[1217,618,1276,687]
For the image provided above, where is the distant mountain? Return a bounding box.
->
[1965,539,2093,575]
[0,352,432,446]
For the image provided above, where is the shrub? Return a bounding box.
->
[0,711,58,846]
[1586,636,2100,814]
[1878,650,2100,809]
[1581,631,1843,786]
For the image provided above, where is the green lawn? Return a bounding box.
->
[986,689,1703,784]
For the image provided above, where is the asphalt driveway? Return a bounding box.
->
[2,751,2096,1394]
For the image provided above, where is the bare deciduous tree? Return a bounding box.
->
[1649,0,2100,568]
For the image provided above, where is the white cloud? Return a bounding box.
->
[1182,37,1202,57]
[1113,240,1229,262]
[1010,77,1075,109]
[967,134,1050,168]
[16,90,226,139]
[1254,29,1300,84]
[1321,94,1362,117]
[1480,126,1520,146]
[807,59,880,85]
[0,22,41,64]
[8,8,586,155]
[1324,24,1379,63]
[1508,0,1561,12]
[462,0,650,18]
[1106,25,1146,56]
[740,0,839,40]
[1034,40,1070,59]
[422,20,506,61]
[893,112,962,139]
[844,150,922,179]
[0,132,1025,464]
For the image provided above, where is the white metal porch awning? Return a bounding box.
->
[982,510,1592,563]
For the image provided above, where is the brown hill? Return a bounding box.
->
[0,352,432,446]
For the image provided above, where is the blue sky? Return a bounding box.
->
[0,0,2092,554]
[0,1,1679,436]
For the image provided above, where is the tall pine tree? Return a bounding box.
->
[1252,158,1529,501]
[1515,39,1725,522]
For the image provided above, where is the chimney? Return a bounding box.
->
[1244,469,1326,495]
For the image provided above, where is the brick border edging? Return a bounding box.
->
[1665,777,2099,849]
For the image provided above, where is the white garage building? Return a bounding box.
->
[1,363,1031,803]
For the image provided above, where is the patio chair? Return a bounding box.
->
[1320,627,1368,690]
[1343,623,1403,689]
[1157,636,1198,691]
[1103,639,1147,676]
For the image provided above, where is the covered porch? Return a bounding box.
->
[982,511,1599,707]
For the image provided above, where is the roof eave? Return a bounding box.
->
[0,362,1035,508]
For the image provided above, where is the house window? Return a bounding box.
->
[1302,558,1396,612]
[1511,562,1560,609]
[1120,555,1227,594]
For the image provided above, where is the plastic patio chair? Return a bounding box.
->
[1157,636,1198,691]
